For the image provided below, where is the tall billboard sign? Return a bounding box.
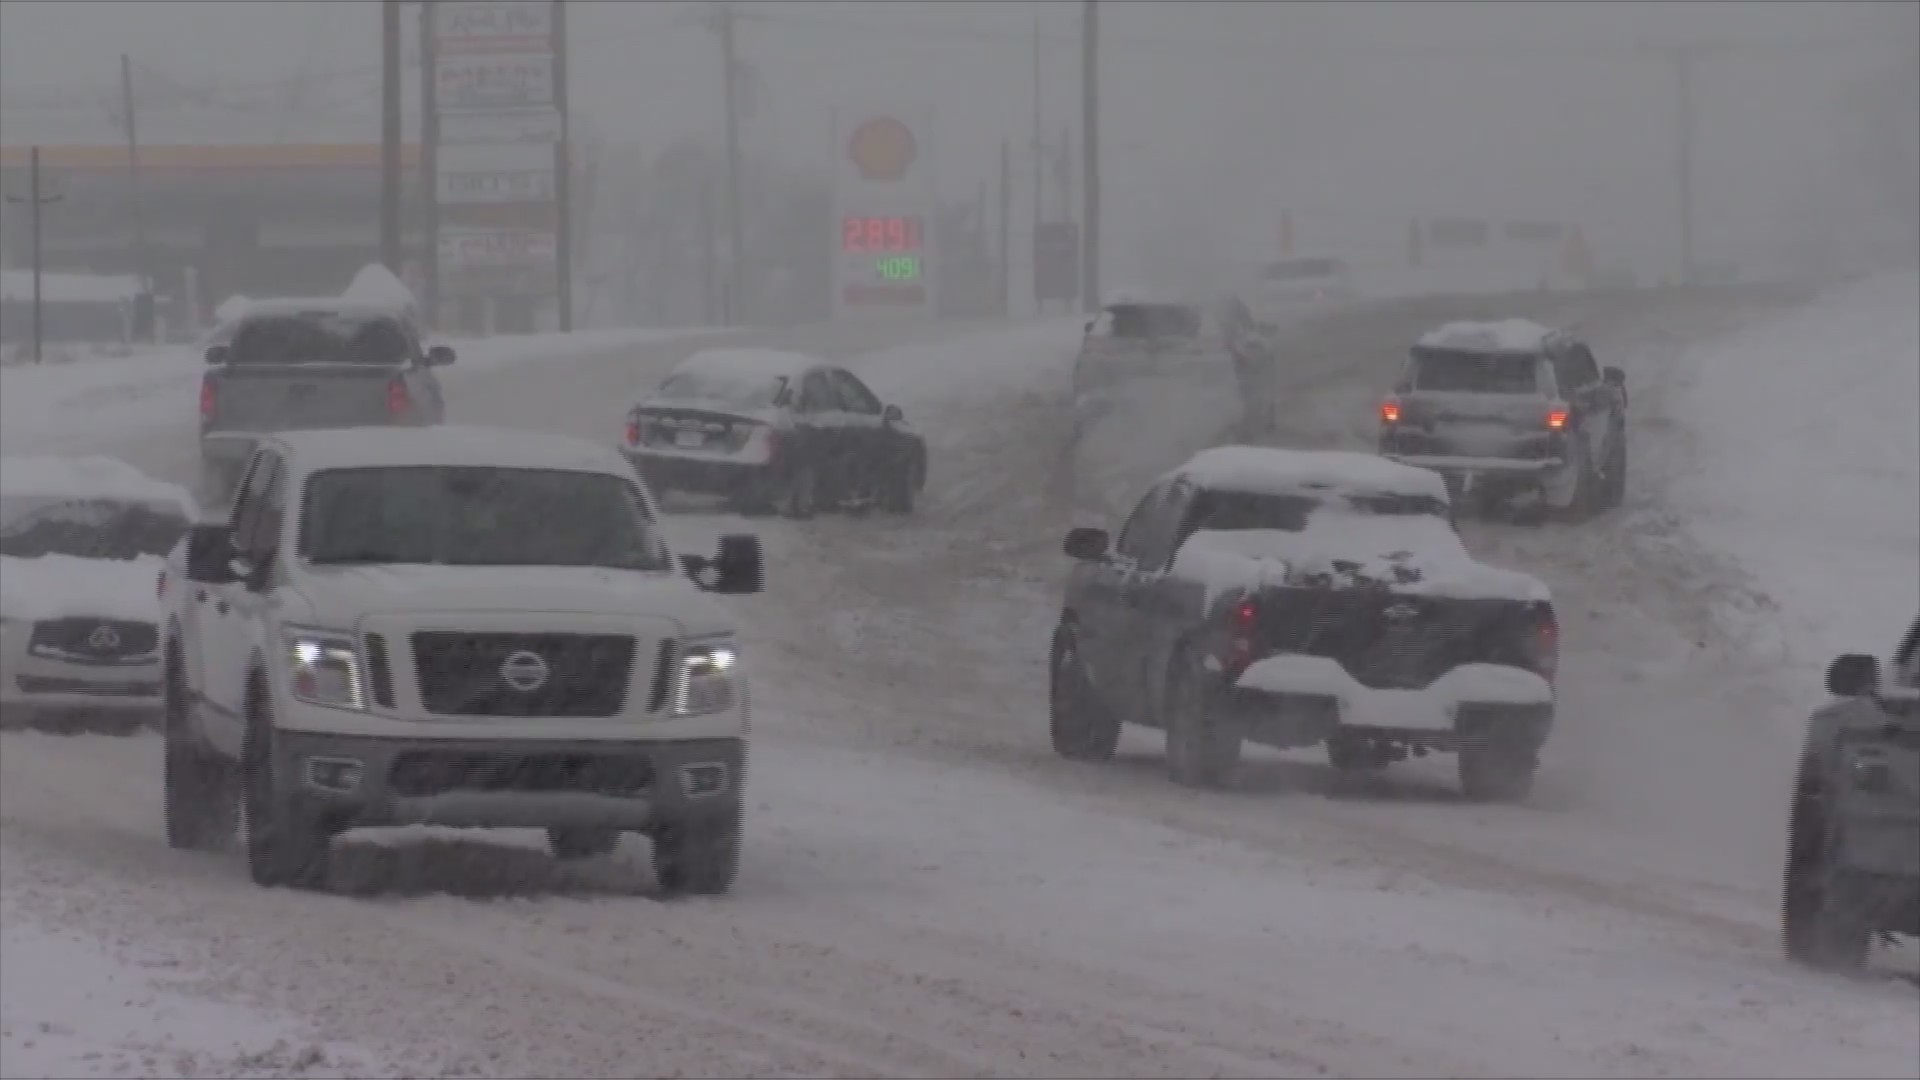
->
[832,112,935,322]
[429,0,568,326]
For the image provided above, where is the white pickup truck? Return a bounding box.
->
[158,424,762,895]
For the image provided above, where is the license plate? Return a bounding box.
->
[674,430,705,448]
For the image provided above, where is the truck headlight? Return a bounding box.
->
[672,640,738,717]
[282,625,365,711]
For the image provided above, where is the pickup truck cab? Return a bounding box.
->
[159,424,763,895]
[199,299,453,502]
[1784,615,1920,971]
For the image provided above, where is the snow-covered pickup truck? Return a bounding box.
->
[159,425,763,894]
[1050,446,1558,801]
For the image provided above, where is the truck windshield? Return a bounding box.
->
[231,313,412,366]
[1181,488,1448,536]
[300,466,671,571]
[1409,348,1540,393]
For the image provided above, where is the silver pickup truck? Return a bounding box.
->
[199,299,452,501]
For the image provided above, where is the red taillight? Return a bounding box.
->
[1533,615,1560,682]
[1222,598,1260,676]
[624,417,641,446]
[385,377,411,419]
[199,376,217,421]
[1380,398,1402,424]
[1546,406,1568,430]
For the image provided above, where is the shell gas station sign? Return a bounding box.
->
[832,113,935,321]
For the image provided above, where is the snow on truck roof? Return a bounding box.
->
[270,426,633,477]
[0,455,198,514]
[234,297,412,321]
[1415,319,1556,353]
[1169,446,1451,503]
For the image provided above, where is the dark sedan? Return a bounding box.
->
[621,349,927,518]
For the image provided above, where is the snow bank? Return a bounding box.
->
[849,318,1084,409]
[1670,269,1920,689]
[0,455,198,517]
[0,328,727,454]
[1,896,386,1079]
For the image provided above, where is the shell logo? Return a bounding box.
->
[846,116,917,183]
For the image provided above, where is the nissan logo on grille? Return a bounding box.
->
[86,624,122,651]
[499,649,551,693]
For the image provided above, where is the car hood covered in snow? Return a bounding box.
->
[0,553,166,624]
[288,563,733,634]
[1172,514,1550,604]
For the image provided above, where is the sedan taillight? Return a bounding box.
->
[199,376,218,423]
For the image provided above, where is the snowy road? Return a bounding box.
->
[3,299,1917,1078]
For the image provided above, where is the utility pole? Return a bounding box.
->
[1031,11,1044,313]
[1080,0,1099,313]
[118,55,149,310]
[419,0,440,327]
[553,0,574,330]
[5,148,66,364]
[718,3,744,325]
[999,137,1012,318]
[380,0,403,275]
[1671,45,1698,287]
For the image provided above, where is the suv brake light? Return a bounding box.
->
[1546,404,1568,430]
[1380,398,1402,424]
[624,416,641,446]
[1531,612,1560,683]
[199,375,217,422]
[1221,598,1260,677]
[385,377,411,419]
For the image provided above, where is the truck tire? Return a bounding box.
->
[241,681,330,889]
[1598,430,1627,510]
[163,644,236,852]
[547,828,621,860]
[1783,765,1872,971]
[652,801,741,897]
[1049,623,1120,762]
[1163,650,1240,789]
[1458,731,1536,802]
[777,462,818,521]
[881,451,923,515]
[1542,438,1594,523]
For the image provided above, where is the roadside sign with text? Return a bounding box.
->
[436,53,555,112]
[438,227,557,273]
[438,108,562,146]
[433,1,553,55]
[437,143,555,205]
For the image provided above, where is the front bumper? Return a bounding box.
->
[275,731,745,832]
[0,636,161,714]
[1226,656,1555,750]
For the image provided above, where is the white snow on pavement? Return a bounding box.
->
[1,889,389,1079]
[1670,269,1920,694]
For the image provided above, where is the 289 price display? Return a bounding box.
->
[841,215,924,253]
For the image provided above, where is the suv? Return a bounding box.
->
[1051,445,1558,801]
[1783,615,1920,972]
[1378,321,1626,521]
[199,299,453,501]
[159,425,762,895]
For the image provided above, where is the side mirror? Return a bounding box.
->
[1083,319,1096,336]
[184,524,238,584]
[1602,366,1625,387]
[683,533,765,594]
[882,403,904,425]
[426,344,456,367]
[204,344,230,365]
[1827,654,1880,698]
[1063,526,1110,561]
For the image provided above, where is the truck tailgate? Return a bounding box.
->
[207,363,400,434]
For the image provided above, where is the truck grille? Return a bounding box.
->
[1257,591,1536,690]
[28,618,159,664]
[388,750,655,798]
[411,632,637,718]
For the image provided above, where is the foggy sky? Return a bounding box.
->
[2,1,1914,286]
